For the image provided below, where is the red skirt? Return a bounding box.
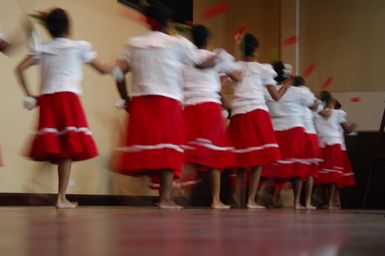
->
[304,133,323,177]
[316,144,356,187]
[229,109,281,168]
[28,92,98,162]
[184,102,236,169]
[263,127,313,180]
[112,96,184,179]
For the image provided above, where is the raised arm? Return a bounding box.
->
[15,55,36,97]
[266,78,291,101]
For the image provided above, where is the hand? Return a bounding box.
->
[115,99,130,113]
[23,96,38,111]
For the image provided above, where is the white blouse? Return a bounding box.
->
[231,62,277,116]
[183,49,237,105]
[30,37,96,95]
[314,109,347,148]
[121,32,202,102]
[266,85,315,131]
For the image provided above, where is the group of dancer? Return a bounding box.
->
[0,1,356,209]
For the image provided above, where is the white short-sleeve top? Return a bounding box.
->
[183,49,237,105]
[231,62,277,116]
[314,109,347,147]
[266,85,315,131]
[121,32,202,102]
[30,37,96,95]
[299,86,317,134]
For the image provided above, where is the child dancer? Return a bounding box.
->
[314,91,356,209]
[263,63,320,210]
[230,34,290,209]
[183,25,240,209]
[294,76,323,209]
[15,8,112,209]
[112,1,217,209]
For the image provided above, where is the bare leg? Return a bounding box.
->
[56,159,78,209]
[158,170,183,209]
[292,178,305,210]
[328,184,339,210]
[232,169,246,208]
[305,176,317,210]
[334,187,341,209]
[247,167,265,209]
[210,169,230,209]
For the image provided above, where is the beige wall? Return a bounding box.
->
[224,0,280,62]
[300,0,385,92]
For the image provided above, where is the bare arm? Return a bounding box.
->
[341,122,356,135]
[114,59,131,101]
[196,54,218,69]
[0,39,10,53]
[15,56,36,97]
[226,70,242,82]
[88,59,113,74]
[266,77,292,101]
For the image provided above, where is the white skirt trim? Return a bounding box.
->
[233,143,279,154]
[36,127,92,136]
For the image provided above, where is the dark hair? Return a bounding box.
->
[44,8,70,38]
[191,25,210,49]
[334,100,342,109]
[145,0,172,31]
[240,33,259,58]
[272,61,286,84]
[319,90,332,106]
[293,76,305,87]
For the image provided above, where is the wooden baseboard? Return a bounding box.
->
[0,193,159,206]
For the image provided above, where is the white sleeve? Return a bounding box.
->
[262,64,277,86]
[78,41,97,63]
[176,36,201,66]
[337,110,347,123]
[214,49,240,73]
[300,88,315,107]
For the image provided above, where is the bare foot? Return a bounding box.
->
[294,204,306,210]
[247,202,266,209]
[306,204,317,210]
[158,200,183,210]
[56,199,78,209]
[328,205,341,210]
[211,201,231,210]
[231,196,242,208]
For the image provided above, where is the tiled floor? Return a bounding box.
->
[0,207,384,256]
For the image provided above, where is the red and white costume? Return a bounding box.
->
[263,85,315,180]
[229,62,281,168]
[183,49,236,170]
[28,38,98,162]
[113,32,202,179]
[314,109,356,187]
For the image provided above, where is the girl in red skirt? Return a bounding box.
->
[263,63,321,210]
[182,25,240,209]
[294,76,323,210]
[230,34,291,209]
[15,8,112,209]
[314,92,356,209]
[112,2,216,209]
